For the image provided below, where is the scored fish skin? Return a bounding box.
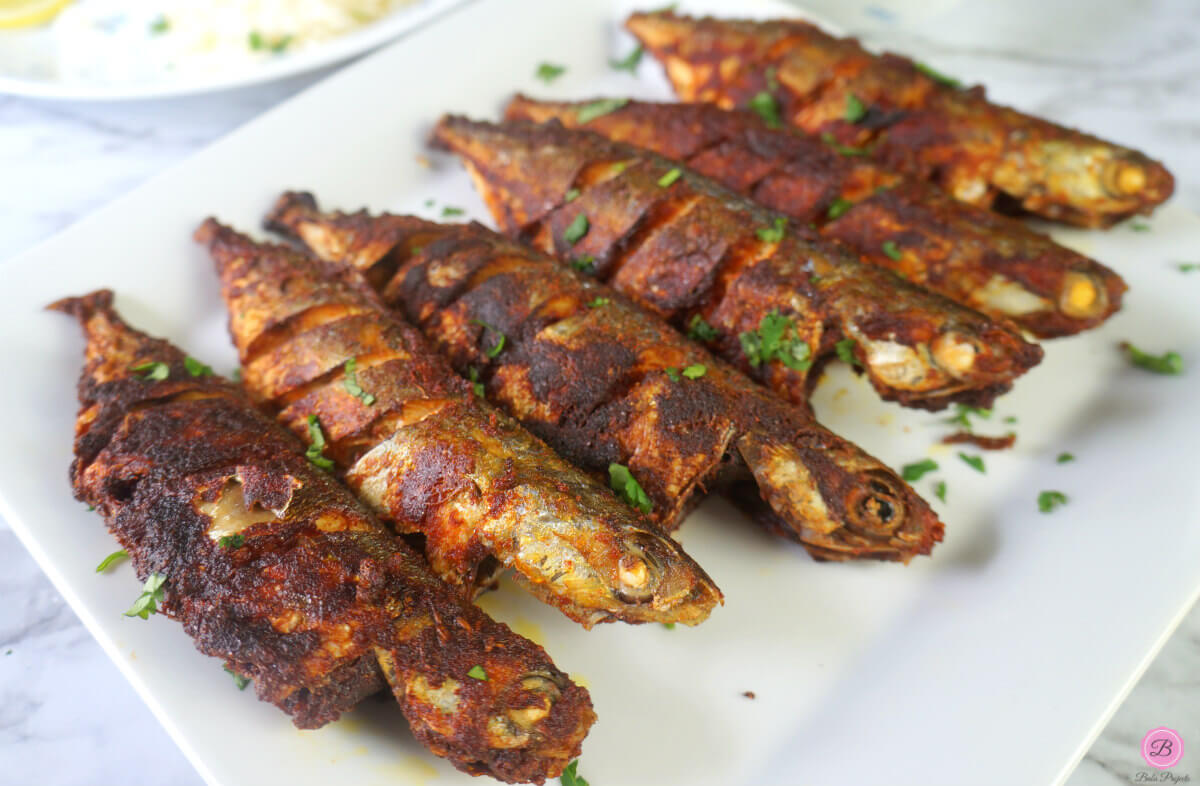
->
[49,290,594,784]
[266,193,945,564]
[195,220,721,629]
[430,115,1042,413]
[625,11,1174,229]
[505,95,1127,339]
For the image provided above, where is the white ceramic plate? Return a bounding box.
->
[0,0,470,100]
[1,0,1198,784]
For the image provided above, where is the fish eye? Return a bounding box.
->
[845,471,906,536]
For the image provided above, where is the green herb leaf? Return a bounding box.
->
[946,404,992,430]
[231,367,243,383]
[1177,263,1198,273]
[1123,343,1183,375]
[756,216,787,244]
[270,35,292,53]
[665,367,680,382]
[1056,452,1075,464]
[224,666,251,690]
[933,480,947,502]
[682,364,707,379]
[687,314,720,342]
[95,550,128,573]
[248,30,264,50]
[610,45,644,72]
[657,168,682,188]
[342,359,377,406]
[901,458,938,482]
[441,206,465,218]
[748,90,782,128]
[820,131,869,156]
[835,337,860,368]
[958,452,986,473]
[149,15,169,34]
[826,197,854,220]
[1038,490,1068,513]
[536,62,566,82]
[130,361,169,381]
[739,311,811,370]
[564,188,581,202]
[467,665,488,681]
[124,573,167,619]
[577,98,628,124]
[587,297,610,308]
[844,93,866,123]
[560,759,589,786]
[662,622,675,630]
[564,213,590,245]
[570,255,596,274]
[1003,415,1018,424]
[184,356,213,377]
[609,463,653,514]
[305,415,335,471]
[424,198,435,207]
[472,320,507,358]
[1129,221,1151,232]
[467,367,485,398]
[881,240,903,261]
[914,61,962,88]
[218,534,245,550]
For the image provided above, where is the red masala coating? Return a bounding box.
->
[266,193,945,564]
[505,96,1126,338]
[50,290,593,784]
[626,10,1174,228]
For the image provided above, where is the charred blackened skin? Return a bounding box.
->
[49,290,594,784]
[430,115,1043,412]
[505,96,1127,339]
[625,10,1175,228]
[265,193,945,563]
[194,220,720,629]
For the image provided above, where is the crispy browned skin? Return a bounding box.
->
[626,11,1174,228]
[505,96,1127,338]
[431,115,1042,412]
[195,220,720,629]
[267,193,945,563]
[50,290,594,784]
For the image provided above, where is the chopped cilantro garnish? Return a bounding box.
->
[1123,343,1183,375]
[657,168,682,188]
[738,311,811,370]
[610,45,644,72]
[844,93,866,123]
[467,367,485,398]
[881,240,903,261]
[1056,452,1075,464]
[130,361,169,381]
[748,90,782,128]
[270,35,292,54]
[564,213,589,245]
[1129,221,1151,232]
[687,314,720,342]
[609,463,653,513]
[305,415,335,471]
[224,666,251,690]
[1177,263,1198,273]
[218,534,245,550]
[914,61,962,88]
[662,622,675,630]
[588,297,610,308]
[441,206,465,218]
[535,62,566,82]
[958,452,986,473]
[820,131,869,156]
[577,98,628,124]
[835,338,860,368]
[1037,490,1068,513]
[564,188,581,202]
[665,367,680,382]
[184,356,213,377]
[472,320,507,358]
[826,197,854,220]
[467,665,488,681]
[1003,415,1018,424]
[682,364,707,379]
[900,458,938,482]
[946,404,992,430]
[560,759,589,786]
[124,573,166,619]
[570,255,596,274]
[933,480,947,502]
[231,367,243,383]
[95,550,128,573]
[248,30,264,50]
[342,358,376,406]
[756,216,787,244]
[149,15,169,34]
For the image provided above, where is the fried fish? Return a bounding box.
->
[505,95,1126,338]
[266,193,945,563]
[625,10,1174,228]
[196,220,720,629]
[51,290,594,784]
[431,115,1042,412]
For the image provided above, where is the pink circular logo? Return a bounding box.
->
[1141,727,1184,769]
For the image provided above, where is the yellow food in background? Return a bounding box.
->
[0,0,73,29]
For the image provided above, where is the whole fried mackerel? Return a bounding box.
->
[267,193,944,563]
[196,220,720,629]
[50,290,594,784]
[626,10,1174,228]
[432,115,1042,412]
[506,95,1126,338]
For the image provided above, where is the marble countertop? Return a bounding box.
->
[1,1,1197,783]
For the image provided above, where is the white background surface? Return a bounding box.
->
[1,0,1198,784]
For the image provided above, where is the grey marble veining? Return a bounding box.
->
[1,1,1198,784]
